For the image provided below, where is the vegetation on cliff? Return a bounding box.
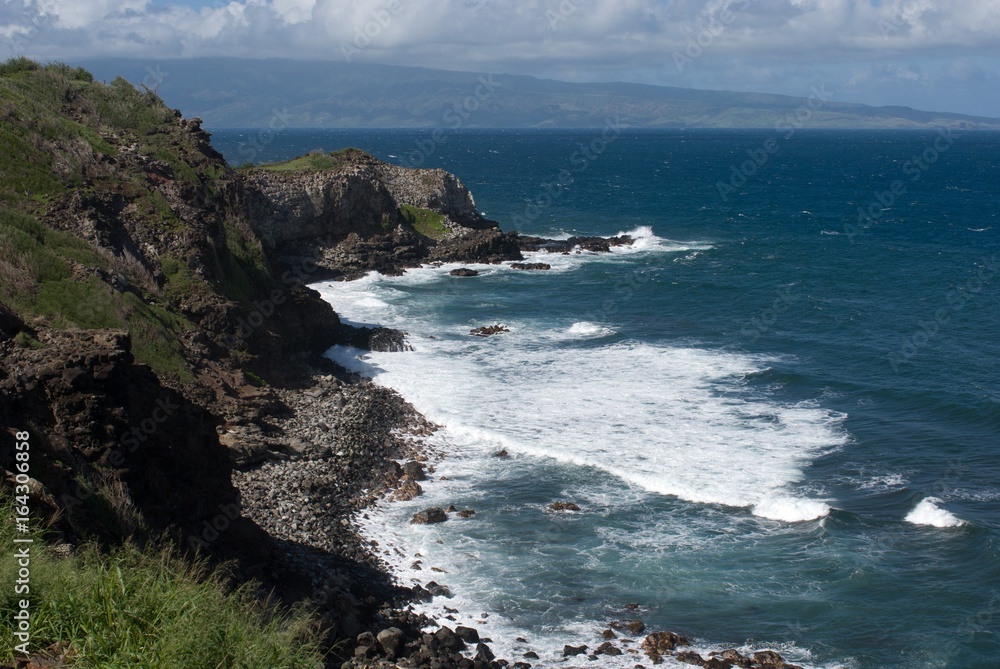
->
[0,56,317,383]
[0,499,326,667]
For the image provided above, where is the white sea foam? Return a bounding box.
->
[317,276,844,521]
[904,497,966,528]
[753,496,832,522]
[565,321,615,338]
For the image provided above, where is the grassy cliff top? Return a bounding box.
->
[0,58,282,381]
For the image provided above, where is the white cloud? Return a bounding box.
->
[2,0,998,114]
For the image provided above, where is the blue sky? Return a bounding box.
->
[2,0,999,117]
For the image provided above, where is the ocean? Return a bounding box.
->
[211,128,1000,669]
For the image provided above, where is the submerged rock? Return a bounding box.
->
[510,262,551,270]
[549,501,581,512]
[470,324,510,337]
[450,267,479,276]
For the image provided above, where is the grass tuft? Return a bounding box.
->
[399,203,448,239]
[0,497,327,668]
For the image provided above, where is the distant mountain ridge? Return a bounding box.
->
[82,57,1000,130]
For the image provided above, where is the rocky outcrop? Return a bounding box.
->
[242,150,497,248]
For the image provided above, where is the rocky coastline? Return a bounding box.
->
[0,67,807,668]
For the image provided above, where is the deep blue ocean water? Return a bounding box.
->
[213,128,1000,669]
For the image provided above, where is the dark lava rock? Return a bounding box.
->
[510,262,551,270]
[458,509,476,518]
[523,651,540,659]
[602,629,617,639]
[549,501,581,512]
[434,626,466,651]
[494,449,510,458]
[411,507,448,524]
[426,581,453,598]
[431,228,523,265]
[403,460,427,481]
[470,324,510,337]
[611,618,647,635]
[642,631,690,663]
[450,267,480,277]
[474,642,496,662]
[345,325,413,352]
[446,504,459,513]
[564,644,588,657]
[518,234,634,254]
[455,626,480,643]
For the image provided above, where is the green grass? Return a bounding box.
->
[399,203,448,239]
[254,147,365,172]
[0,500,327,668]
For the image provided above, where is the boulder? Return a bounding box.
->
[455,626,480,643]
[457,509,476,518]
[410,507,448,524]
[450,267,479,277]
[474,642,495,662]
[510,262,551,270]
[434,626,466,652]
[563,644,588,657]
[402,460,427,480]
[376,627,404,656]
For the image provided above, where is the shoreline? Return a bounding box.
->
[230,248,817,669]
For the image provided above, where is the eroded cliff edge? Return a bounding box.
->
[238,148,522,278]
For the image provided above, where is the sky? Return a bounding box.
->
[1,0,999,117]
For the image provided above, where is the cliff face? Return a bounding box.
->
[240,149,496,249]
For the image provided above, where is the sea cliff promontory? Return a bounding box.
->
[0,60,803,669]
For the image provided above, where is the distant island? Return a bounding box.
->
[80,57,1000,131]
